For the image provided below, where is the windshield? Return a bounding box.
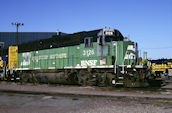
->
[105,36,122,42]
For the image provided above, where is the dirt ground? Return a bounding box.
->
[0,82,172,113]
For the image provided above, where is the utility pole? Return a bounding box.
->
[143,51,147,59]
[11,22,24,46]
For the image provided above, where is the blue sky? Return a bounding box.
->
[0,0,172,59]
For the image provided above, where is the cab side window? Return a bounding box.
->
[85,37,93,47]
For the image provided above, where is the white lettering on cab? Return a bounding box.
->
[81,60,97,66]
[83,49,94,57]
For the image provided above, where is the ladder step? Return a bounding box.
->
[118,77,124,79]
[116,82,124,85]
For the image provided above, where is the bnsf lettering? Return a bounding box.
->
[81,60,97,66]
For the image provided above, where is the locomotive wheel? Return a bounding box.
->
[78,70,87,86]
[67,70,78,84]
[123,75,137,87]
[106,73,115,86]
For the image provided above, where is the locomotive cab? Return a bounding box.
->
[97,28,123,57]
[97,28,124,45]
[96,28,148,87]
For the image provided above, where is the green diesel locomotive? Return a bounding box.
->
[1,28,160,87]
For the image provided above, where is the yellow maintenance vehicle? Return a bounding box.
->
[0,46,19,81]
[0,56,8,80]
[0,57,4,80]
[0,57,3,68]
[8,46,18,70]
[147,59,172,78]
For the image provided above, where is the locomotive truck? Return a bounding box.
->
[0,28,162,87]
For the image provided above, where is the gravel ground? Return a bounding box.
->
[0,81,172,113]
[0,81,172,99]
[0,92,172,113]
